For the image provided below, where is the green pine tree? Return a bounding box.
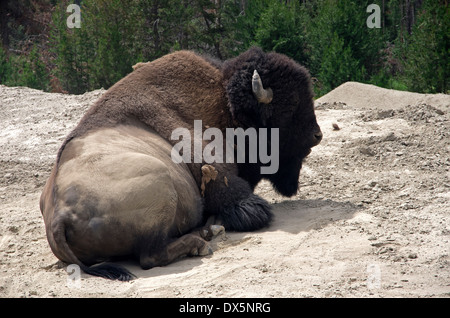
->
[253,0,309,65]
[400,0,449,93]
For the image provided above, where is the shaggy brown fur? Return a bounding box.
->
[58,50,233,183]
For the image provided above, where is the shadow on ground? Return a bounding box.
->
[112,198,361,280]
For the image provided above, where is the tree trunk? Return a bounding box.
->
[0,0,10,49]
[151,2,161,55]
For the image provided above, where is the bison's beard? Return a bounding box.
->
[268,159,302,197]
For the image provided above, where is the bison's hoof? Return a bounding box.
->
[210,225,225,237]
[201,225,225,241]
[198,243,213,256]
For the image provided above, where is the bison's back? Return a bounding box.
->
[66,50,230,151]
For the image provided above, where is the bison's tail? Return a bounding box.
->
[51,218,135,281]
[76,263,135,281]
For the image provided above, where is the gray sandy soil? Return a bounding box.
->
[0,82,449,297]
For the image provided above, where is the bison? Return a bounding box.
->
[40,47,322,281]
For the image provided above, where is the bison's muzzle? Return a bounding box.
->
[312,129,323,146]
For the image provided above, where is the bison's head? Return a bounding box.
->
[223,47,322,197]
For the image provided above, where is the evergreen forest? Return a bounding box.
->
[0,0,448,96]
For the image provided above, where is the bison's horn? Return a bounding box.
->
[252,70,273,104]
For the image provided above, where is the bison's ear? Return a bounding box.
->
[252,70,273,104]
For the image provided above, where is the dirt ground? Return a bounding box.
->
[0,81,449,298]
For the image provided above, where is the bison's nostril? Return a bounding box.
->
[311,131,322,146]
[314,131,323,142]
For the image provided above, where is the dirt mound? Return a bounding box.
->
[0,83,449,298]
[316,81,449,110]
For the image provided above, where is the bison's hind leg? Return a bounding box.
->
[139,234,212,269]
[138,224,225,269]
